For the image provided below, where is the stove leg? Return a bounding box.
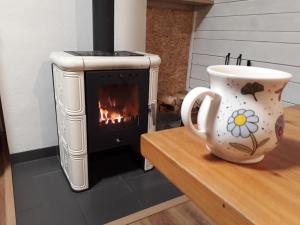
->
[144,158,154,171]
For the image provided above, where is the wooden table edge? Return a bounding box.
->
[141,133,256,225]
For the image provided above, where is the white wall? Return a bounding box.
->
[187,0,300,107]
[75,0,93,51]
[114,0,147,52]
[0,0,93,154]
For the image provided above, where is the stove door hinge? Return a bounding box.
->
[148,103,156,126]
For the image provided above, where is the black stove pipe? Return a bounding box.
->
[92,0,114,52]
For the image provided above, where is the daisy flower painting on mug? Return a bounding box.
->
[227,109,270,155]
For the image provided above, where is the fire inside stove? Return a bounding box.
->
[98,84,139,126]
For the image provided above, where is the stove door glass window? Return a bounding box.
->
[85,69,149,153]
[98,84,139,126]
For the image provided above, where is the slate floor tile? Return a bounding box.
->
[12,156,60,177]
[13,174,43,213]
[119,168,145,181]
[13,160,86,225]
[75,176,143,225]
[124,169,182,208]
[13,153,182,225]
[12,156,61,213]
[16,208,40,225]
[28,170,87,225]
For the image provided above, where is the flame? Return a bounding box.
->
[98,100,124,125]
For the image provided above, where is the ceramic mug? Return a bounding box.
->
[181,65,292,164]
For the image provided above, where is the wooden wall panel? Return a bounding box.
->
[191,54,300,83]
[197,0,300,17]
[195,13,300,32]
[192,38,300,66]
[189,78,209,89]
[146,6,194,98]
[188,0,300,106]
[194,30,300,44]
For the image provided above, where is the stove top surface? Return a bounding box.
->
[65,51,144,57]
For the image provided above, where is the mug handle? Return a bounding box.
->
[181,87,221,139]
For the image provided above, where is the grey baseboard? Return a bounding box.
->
[10,145,58,164]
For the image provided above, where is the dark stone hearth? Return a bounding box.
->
[12,150,181,225]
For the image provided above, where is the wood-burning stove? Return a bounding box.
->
[85,69,149,153]
[50,51,160,191]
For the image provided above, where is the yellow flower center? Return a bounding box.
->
[234,114,247,126]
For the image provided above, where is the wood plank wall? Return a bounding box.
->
[187,0,300,106]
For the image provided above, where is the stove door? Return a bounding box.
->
[85,69,149,153]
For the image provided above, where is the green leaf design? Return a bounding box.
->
[257,137,270,148]
[229,143,253,153]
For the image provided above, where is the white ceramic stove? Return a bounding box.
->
[50,51,160,191]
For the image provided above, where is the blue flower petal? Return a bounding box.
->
[246,122,258,133]
[227,123,235,131]
[232,110,238,117]
[240,125,250,138]
[238,109,246,114]
[227,116,234,123]
[232,126,240,137]
[244,110,255,117]
[247,116,259,123]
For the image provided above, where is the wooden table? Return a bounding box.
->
[141,106,300,225]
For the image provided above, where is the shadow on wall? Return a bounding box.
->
[33,61,58,146]
[194,5,212,28]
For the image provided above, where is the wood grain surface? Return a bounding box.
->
[0,138,5,225]
[105,196,188,225]
[131,201,213,225]
[0,135,16,225]
[141,105,300,225]
[106,195,214,225]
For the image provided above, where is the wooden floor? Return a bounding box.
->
[0,134,16,225]
[106,196,214,225]
[0,135,6,225]
[131,201,212,225]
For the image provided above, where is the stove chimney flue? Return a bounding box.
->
[92,0,114,52]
